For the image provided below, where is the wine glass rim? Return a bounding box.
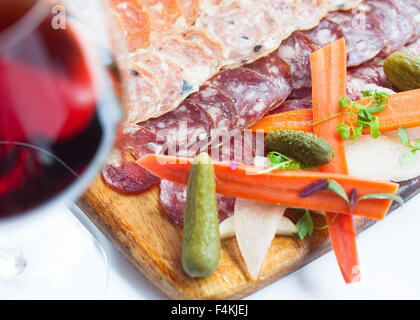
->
[0,0,51,52]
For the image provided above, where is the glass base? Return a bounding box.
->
[0,204,108,299]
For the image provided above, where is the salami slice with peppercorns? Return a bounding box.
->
[195,0,281,67]
[141,100,215,156]
[208,68,281,128]
[326,10,386,67]
[188,84,239,132]
[160,179,235,226]
[276,31,318,99]
[245,54,293,109]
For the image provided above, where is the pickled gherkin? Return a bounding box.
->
[182,153,221,278]
[265,130,334,167]
[384,51,420,91]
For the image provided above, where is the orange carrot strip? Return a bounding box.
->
[250,89,420,134]
[138,154,398,221]
[310,38,359,284]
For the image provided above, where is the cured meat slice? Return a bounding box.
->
[302,18,345,49]
[133,51,196,119]
[139,0,186,38]
[156,36,220,84]
[276,32,318,99]
[188,85,239,132]
[159,180,235,225]
[125,63,161,124]
[394,0,420,42]
[102,128,162,193]
[109,0,151,51]
[245,55,293,109]
[347,61,392,100]
[294,0,329,31]
[251,0,301,39]
[195,0,281,67]
[402,37,420,56]
[360,0,415,56]
[208,68,281,128]
[208,130,266,165]
[267,98,312,115]
[181,27,224,61]
[141,101,215,156]
[326,10,386,67]
[328,0,363,11]
[176,0,200,24]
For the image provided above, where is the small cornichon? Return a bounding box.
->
[182,153,221,278]
[265,130,334,168]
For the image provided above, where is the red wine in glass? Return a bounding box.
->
[0,0,122,298]
[0,0,120,218]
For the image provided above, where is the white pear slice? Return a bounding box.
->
[345,134,420,182]
[219,215,297,240]
[234,198,286,280]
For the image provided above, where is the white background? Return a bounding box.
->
[3,194,420,300]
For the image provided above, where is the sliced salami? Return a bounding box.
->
[176,0,200,24]
[140,100,215,156]
[328,0,363,11]
[276,32,318,99]
[195,0,281,67]
[360,0,415,57]
[245,55,293,109]
[109,0,151,51]
[326,10,386,67]
[181,27,225,61]
[267,99,313,115]
[188,84,239,132]
[102,128,162,194]
[160,179,235,226]
[156,36,220,84]
[394,0,420,42]
[253,0,301,39]
[133,50,196,119]
[402,37,420,56]
[294,0,329,31]
[347,61,392,100]
[125,63,162,124]
[302,18,345,48]
[140,0,186,39]
[208,68,281,128]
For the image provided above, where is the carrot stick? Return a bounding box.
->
[310,38,359,284]
[138,154,399,220]
[250,89,420,134]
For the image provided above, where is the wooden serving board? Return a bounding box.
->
[77,175,420,300]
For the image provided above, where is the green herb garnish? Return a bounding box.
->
[258,151,301,174]
[294,210,339,240]
[398,127,420,166]
[313,90,388,142]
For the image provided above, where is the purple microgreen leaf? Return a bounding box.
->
[230,161,239,170]
[300,179,329,198]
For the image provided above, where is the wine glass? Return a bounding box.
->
[0,0,124,299]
